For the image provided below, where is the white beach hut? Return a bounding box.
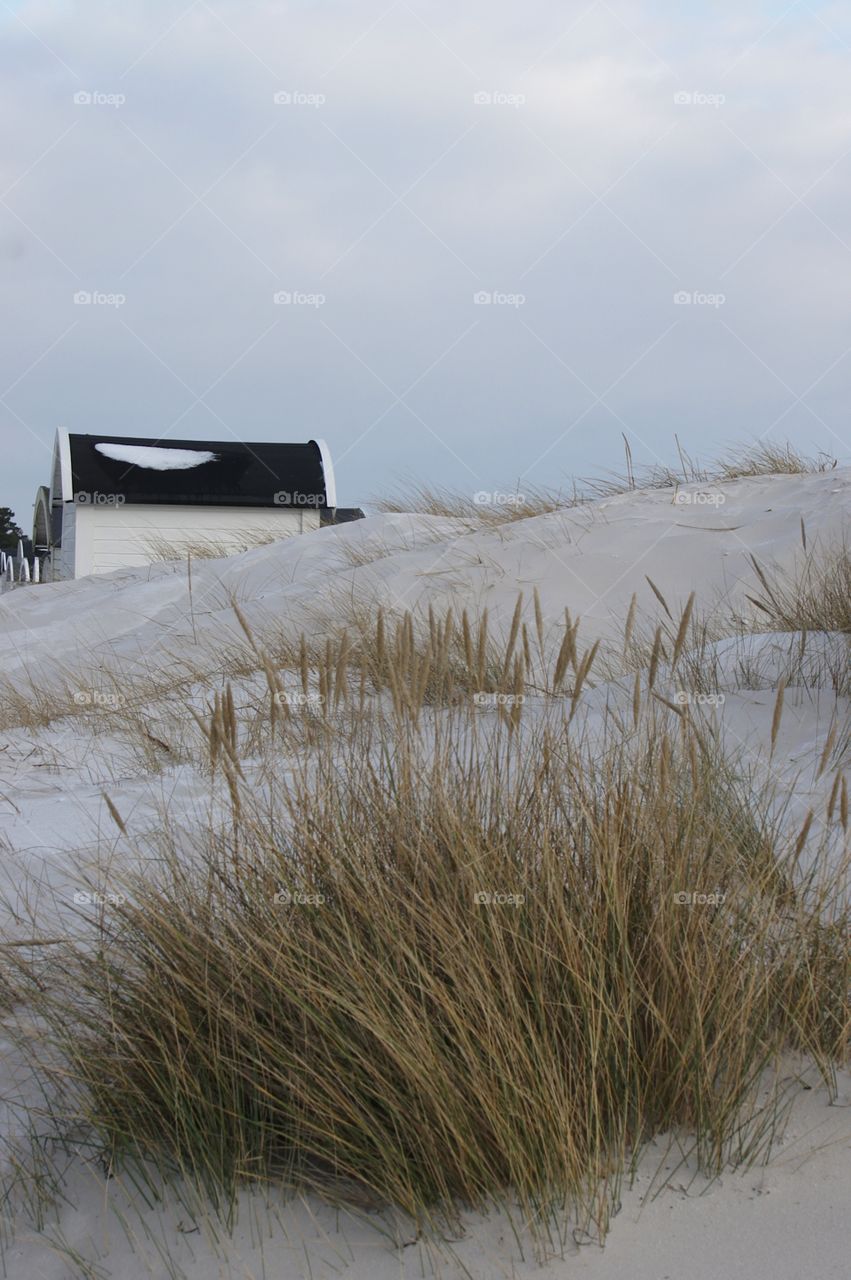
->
[35,429,337,580]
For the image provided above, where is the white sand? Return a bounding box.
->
[0,467,848,1277]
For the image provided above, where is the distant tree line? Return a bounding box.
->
[0,507,23,552]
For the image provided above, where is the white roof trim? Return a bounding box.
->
[32,487,52,547]
[54,427,73,504]
[312,437,337,508]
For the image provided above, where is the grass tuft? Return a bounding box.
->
[10,650,849,1240]
[746,542,851,634]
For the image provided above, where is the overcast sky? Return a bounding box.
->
[2,1,850,526]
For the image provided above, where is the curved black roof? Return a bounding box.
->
[65,435,332,508]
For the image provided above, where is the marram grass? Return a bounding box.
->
[12,670,849,1241]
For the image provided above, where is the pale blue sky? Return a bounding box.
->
[2,1,850,526]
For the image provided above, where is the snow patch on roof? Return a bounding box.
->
[94,443,219,471]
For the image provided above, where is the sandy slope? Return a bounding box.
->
[1,468,849,681]
[0,468,848,1278]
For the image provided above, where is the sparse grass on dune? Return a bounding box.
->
[596,437,837,493]
[373,481,584,526]
[614,561,851,699]
[375,439,839,523]
[1,528,849,745]
[7,604,849,1243]
[0,578,595,741]
[746,539,851,635]
[716,440,838,481]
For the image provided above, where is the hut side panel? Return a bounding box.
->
[72,503,314,577]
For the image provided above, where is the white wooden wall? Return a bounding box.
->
[56,504,317,579]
